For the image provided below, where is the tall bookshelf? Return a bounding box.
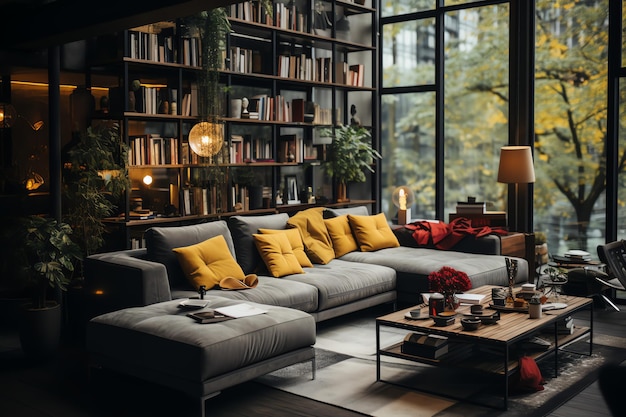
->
[89,0,378,249]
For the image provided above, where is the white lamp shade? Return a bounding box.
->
[497,146,535,184]
[188,122,224,157]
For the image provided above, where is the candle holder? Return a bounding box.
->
[392,186,414,225]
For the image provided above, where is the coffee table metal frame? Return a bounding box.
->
[375,285,593,410]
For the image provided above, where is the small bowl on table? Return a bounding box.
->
[432,313,456,326]
[461,317,481,331]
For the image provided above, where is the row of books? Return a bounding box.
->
[230,135,272,163]
[277,54,333,83]
[128,25,176,63]
[181,142,230,165]
[181,185,226,216]
[455,199,486,214]
[229,134,318,164]
[228,47,263,74]
[336,62,365,87]
[229,1,309,33]
[129,135,179,166]
[128,24,202,67]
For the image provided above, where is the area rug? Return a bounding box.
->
[256,310,626,417]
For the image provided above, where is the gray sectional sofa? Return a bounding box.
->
[84,206,528,320]
[83,206,528,416]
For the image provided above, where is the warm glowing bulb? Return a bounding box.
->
[143,175,153,185]
[398,189,407,210]
[201,135,210,145]
[0,110,4,122]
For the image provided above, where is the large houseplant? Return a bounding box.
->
[63,123,129,268]
[321,124,381,202]
[18,215,82,358]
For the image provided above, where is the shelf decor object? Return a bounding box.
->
[392,185,414,225]
[188,121,224,157]
[0,102,17,128]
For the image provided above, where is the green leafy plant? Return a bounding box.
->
[186,8,231,121]
[534,231,547,245]
[19,216,82,309]
[321,124,381,185]
[63,123,129,270]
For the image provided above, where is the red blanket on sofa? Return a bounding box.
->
[403,217,508,250]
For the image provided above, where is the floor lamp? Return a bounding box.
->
[497,146,535,232]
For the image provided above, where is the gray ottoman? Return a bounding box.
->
[87,296,316,417]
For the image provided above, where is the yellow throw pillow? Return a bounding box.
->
[172,235,246,290]
[258,228,313,267]
[348,213,400,252]
[287,207,335,264]
[324,215,358,257]
[253,233,305,277]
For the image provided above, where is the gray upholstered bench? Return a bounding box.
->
[86,296,316,417]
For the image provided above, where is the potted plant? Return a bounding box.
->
[17,215,82,358]
[320,124,381,202]
[63,122,129,269]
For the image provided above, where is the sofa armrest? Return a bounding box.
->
[84,249,172,318]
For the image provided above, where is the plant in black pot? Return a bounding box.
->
[18,215,82,359]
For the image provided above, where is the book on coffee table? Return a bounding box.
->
[401,332,449,359]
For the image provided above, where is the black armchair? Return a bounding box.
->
[597,240,626,290]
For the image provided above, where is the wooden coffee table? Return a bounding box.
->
[376,285,593,409]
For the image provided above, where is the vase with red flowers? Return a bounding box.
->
[428,266,472,312]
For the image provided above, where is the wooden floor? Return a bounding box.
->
[1,299,624,417]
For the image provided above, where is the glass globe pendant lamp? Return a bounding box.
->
[188,121,224,157]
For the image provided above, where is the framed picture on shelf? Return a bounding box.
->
[286,175,300,204]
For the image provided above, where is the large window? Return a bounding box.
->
[380,1,510,222]
[381,0,618,257]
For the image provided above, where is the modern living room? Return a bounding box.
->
[1,1,626,416]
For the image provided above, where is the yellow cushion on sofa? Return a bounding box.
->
[287,207,335,264]
[253,233,305,277]
[348,213,400,252]
[324,215,358,257]
[173,235,246,290]
[258,228,313,267]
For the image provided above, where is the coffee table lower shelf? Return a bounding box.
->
[380,325,590,375]
[376,286,593,410]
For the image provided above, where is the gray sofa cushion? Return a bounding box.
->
[87,297,316,383]
[228,213,289,275]
[281,259,396,311]
[340,247,528,302]
[145,221,235,289]
[171,276,319,313]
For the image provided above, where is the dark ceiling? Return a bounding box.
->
[1,0,239,50]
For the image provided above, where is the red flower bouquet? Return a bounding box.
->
[428,266,472,294]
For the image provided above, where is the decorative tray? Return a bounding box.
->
[488,303,528,313]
